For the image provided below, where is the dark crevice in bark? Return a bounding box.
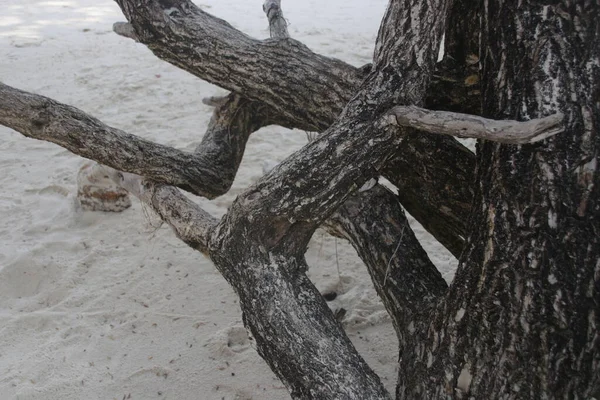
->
[397,1,600,397]
[384,134,475,259]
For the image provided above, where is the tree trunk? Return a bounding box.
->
[396,1,600,398]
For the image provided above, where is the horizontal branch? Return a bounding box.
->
[390,106,564,144]
[0,84,290,199]
[115,0,362,132]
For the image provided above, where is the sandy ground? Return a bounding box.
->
[0,1,457,399]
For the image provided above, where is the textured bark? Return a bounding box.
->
[396,1,600,398]
[114,0,362,132]
[426,0,481,115]
[204,0,453,397]
[394,0,481,258]
[263,0,289,39]
[383,135,474,259]
[326,186,448,345]
[2,0,597,398]
[0,84,288,199]
[112,0,475,257]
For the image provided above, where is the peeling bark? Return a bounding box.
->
[390,106,563,144]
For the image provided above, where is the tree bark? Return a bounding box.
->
[111,0,476,258]
[396,1,600,398]
[199,0,455,396]
[325,186,448,346]
[1,0,597,398]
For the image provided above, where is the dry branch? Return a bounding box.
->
[111,0,477,258]
[0,84,290,199]
[206,0,453,395]
[390,106,564,144]
[263,0,289,39]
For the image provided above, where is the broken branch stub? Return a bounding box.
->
[263,0,289,39]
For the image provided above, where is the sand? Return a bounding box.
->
[0,1,457,399]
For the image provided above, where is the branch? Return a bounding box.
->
[0,84,291,199]
[114,0,362,132]
[390,106,564,144]
[263,0,289,39]
[325,185,447,343]
[113,21,138,40]
[207,0,454,397]
[101,166,217,255]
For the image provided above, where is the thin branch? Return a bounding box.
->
[263,0,289,39]
[101,166,217,255]
[390,106,564,144]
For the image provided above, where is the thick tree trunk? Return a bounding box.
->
[397,1,600,398]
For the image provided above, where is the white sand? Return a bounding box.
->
[0,1,457,399]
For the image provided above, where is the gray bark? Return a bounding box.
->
[263,0,289,39]
[325,186,448,345]
[0,85,289,199]
[395,0,600,398]
[111,0,476,258]
[1,0,597,398]
[390,106,563,144]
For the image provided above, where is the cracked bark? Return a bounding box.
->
[111,0,476,258]
[0,84,291,199]
[1,0,597,398]
[395,1,600,398]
